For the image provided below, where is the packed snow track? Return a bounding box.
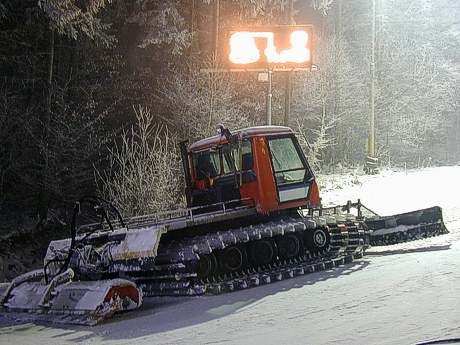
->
[1,166,459,345]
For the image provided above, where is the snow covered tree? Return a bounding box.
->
[372,0,457,165]
[97,106,183,216]
[38,0,115,45]
[158,57,259,141]
[292,19,368,170]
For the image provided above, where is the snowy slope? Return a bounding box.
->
[1,166,460,345]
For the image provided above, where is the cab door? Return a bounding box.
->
[267,135,313,203]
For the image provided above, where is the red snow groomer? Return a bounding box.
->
[0,126,448,325]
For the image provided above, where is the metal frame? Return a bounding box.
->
[78,199,257,234]
[200,67,312,73]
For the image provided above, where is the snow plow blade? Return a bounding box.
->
[364,206,448,246]
[0,269,142,326]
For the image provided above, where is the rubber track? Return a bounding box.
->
[137,217,368,296]
[139,251,365,297]
[138,216,448,296]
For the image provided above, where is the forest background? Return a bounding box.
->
[0,0,459,224]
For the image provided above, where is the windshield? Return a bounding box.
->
[268,136,308,185]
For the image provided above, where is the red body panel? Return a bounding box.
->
[251,136,278,213]
[188,126,317,215]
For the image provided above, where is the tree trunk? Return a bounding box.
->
[47,29,54,121]
[39,28,55,222]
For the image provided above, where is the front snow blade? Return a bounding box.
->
[1,269,142,326]
[365,206,448,246]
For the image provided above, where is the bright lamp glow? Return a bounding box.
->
[229,32,260,64]
[229,30,310,65]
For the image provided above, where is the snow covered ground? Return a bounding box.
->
[1,166,460,345]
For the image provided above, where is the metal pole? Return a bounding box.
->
[213,0,220,59]
[369,0,376,158]
[208,0,220,130]
[332,0,342,166]
[283,0,294,126]
[267,69,273,125]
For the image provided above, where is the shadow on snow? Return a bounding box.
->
[365,244,451,257]
[0,258,371,342]
[0,242,453,342]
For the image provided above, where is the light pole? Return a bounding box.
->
[283,0,294,126]
[369,0,376,158]
[213,0,220,58]
[267,69,273,125]
[366,0,378,174]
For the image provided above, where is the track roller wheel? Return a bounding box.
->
[197,253,218,278]
[276,234,302,260]
[305,227,331,252]
[249,239,277,266]
[219,245,247,273]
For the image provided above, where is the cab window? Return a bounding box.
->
[193,140,253,179]
[193,150,220,179]
[268,137,307,185]
[222,145,235,174]
[232,140,253,171]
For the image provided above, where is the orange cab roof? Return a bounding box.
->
[188,126,293,152]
